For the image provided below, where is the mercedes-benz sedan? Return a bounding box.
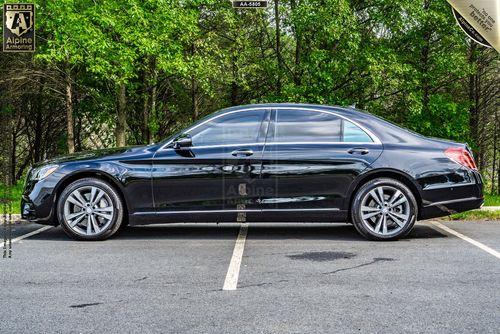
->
[22,103,483,241]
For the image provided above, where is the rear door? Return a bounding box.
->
[259,108,382,220]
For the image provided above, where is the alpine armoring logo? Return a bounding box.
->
[3,3,35,52]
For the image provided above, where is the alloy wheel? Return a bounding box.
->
[360,185,410,236]
[63,186,114,236]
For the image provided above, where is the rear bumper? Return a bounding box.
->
[419,170,483,219]
[419,197,483,220]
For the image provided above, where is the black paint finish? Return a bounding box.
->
[21,103,483,226]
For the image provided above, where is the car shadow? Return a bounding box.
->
[28,222,447,242]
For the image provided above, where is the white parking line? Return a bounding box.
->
[430,221,500,259]
[223,223,249,291]
[0,226,52,249]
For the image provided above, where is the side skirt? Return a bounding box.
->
[128,209,349,225]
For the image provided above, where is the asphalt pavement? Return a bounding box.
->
[1,220,499,333]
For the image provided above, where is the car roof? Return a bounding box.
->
[219,103,359,115]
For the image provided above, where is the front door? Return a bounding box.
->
[152,108,270,222]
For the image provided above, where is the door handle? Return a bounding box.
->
[231,149,254,157]
[348,147,370,155]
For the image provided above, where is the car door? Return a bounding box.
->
[152,108,270,222]
[259,108,382,221]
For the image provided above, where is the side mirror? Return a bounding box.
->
[173,134,192,149]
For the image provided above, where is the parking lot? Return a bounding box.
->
[1,220,499,333]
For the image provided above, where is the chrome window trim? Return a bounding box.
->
[263,141,379,146]
[161,141,380,151]
[158,106,381,151]
[180,142,260,150]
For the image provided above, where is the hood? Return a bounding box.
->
[34,145,156,167]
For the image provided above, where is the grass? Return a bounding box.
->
[0,181,23,215]
[484,193,500,206]
[447,210,500,221]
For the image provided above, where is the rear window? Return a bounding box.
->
[275,109,342,142]
[273,109,372,143]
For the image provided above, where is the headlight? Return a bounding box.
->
[31,164,59,180]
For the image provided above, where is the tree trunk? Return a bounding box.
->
[33,108,42,162]
[231,54,238,105]
[141,65,150,144]
[190,43,200,119]
[420,0,430,116]
[65,70,75,154]
[142,87,150,144]
[33,79,45,163]
[420,33,430,115]
[10,124,16,184]
[15,153,31,181]
[492,112,498,193]
[115,83,127,147]
[191,76,199,119]
[497,155,500,195]
[275,0,282,94]
[149,58,157,144]
[75,116,82,151]
[291,0,301,85]
[467,43,481,160]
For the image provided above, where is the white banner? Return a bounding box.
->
[447,0,499,52]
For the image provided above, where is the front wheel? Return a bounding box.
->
[57,178,124,241]
[351,178,417,241]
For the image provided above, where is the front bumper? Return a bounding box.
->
[21,176,59,225]
[21,196,58,225]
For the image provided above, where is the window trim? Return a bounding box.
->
[159,106,381,151]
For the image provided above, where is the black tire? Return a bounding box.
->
[351,178,417,241]
[57,178,124,241]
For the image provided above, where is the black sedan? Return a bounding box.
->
[21,103,483,241]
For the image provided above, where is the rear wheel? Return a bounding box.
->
[351,178,417,241]
[57,178,124,241]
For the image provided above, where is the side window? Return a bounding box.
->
[343,120,372,142]
[274,109,342,142]
[189,110,266,146]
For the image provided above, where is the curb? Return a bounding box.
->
[1,214,23,224]
[480,206,500,211]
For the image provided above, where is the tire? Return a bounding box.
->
[57,178,124,241]
[351,178,417,241]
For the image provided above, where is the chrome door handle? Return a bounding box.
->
[348,147,370,155]
[231,149,254,157]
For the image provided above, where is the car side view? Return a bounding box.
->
[21,103,484,241]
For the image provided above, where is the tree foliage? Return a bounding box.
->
[0,0,498,192]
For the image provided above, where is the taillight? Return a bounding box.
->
[444,147,477,170]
